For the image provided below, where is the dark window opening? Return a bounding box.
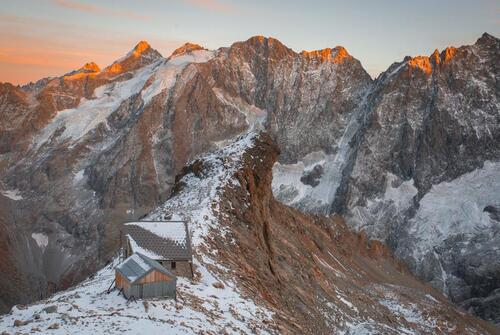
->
[171,261,176,269]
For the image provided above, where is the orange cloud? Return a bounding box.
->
[0,15,185,85]
[182,0,237,13]
[52,0,152,21]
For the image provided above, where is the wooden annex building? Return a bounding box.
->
[115,253,176,299]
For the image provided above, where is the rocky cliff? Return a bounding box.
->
[272,33,500,324]
[1,133,497,334]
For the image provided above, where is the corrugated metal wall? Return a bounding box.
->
[124,280,177,299]
[141,281,176,299]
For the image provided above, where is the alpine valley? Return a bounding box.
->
[0,33,498,334]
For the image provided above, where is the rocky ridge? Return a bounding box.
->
[0,133,497,334]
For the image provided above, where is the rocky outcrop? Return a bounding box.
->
[205,134,498,333]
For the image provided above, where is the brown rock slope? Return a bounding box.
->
[168,133,498,334]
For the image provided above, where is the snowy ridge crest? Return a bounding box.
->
[146,131,259,246]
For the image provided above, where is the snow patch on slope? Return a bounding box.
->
[146,131,258,246]
[0,258,271,334]
[347,173,417,242]
[0,188,23,200]
[272,150,327,206]
[33,62,161,149]
[31,233,48,248]
[141,49,214,105]
[272,92,370,215]
[213,88,267,132]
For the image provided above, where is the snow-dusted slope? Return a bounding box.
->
[33,48,216,150]
[0,133,274,335]
[0,259,271,335]
[1,133,496,335]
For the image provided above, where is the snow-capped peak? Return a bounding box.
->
[103,41,163,74]
[170,42,207,58]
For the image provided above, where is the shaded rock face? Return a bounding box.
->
[210,36,372,163]
[343,33,500,324]
[271,33,500,323]
[155,134,498,334]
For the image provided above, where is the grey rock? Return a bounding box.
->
[42,305,57,314]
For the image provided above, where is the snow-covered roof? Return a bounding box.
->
[116,253,175,284]
[124,221,192,261]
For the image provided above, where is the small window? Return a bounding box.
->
[171,261,176,269]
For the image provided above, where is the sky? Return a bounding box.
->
[0,0,498,84]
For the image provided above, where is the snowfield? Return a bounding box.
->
[405,160,500,262]
[0,188,23,201]
[0,258,271,335]
[32,49,215,151]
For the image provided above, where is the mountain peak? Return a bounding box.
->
[171,42,207,57]
[228,36,294,60]
[131,40,151,56]
[80,62,101,73]
[244,35,286,48]
[62,61,100,79]
[476,32,498,47]
[300,46,352,63]
[104,41,162,74]
[440,47,457,64]
[430,49,441,65]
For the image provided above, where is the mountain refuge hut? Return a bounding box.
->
[122,221,193,278]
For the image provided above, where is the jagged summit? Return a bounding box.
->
[395,33,497,76]
[392,45,460,76]
[300,46,353,63]
[103,40,163,74]
[243,35,291,51]
[170,42,207,57]
[132,40,151,55]
[62,61,101,79]
[79,62,100,73]
[226,35,295,61]
[477,32,498,44]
